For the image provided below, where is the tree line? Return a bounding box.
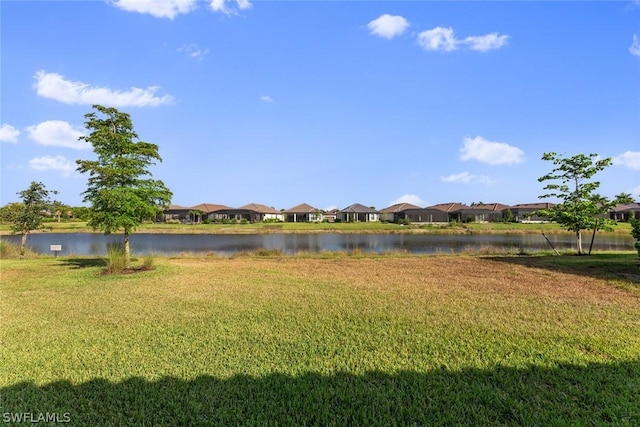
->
[3,105,640,261]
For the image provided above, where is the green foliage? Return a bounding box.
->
[538,152,613,254]
[142,252,156,270]
[502,208,514,223]
[631,218,640,258]
[105,242,127,274]
[0,241,37,259]
[615,192,635,204]
[11,182,57,256]
[71,206,91,221]
[76,105,172,266]
[0,202,24,224]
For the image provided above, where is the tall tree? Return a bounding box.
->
[537,152,614,255]
[76,105,172,267]
[12,181,57,256]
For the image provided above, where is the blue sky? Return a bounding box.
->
[1,0,639,211]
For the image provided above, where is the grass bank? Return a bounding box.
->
[1,253,639,425]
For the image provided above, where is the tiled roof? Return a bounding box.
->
[427,203,468,212]
[379,203,421,213]
[611,203,640,212]
[167,204,190,210]
[339,203,377,213]
[284,203,319,214]
[238,203,281,214]
[510,202,555,210]
[467,203,511,212]
[191,203,232,213]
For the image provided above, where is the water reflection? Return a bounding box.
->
[1,232,634,256]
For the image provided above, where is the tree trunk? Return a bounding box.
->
[124,232,131,268]
[20,233,27,258]
[576,230,583,255]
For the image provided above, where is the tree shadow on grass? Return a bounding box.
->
[484,253,640,286]
[57,257,106,269]
[2,361,639,426]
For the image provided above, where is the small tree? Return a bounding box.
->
[631,218,640,258]
[76,105,172,268]
[0,202,24,224]
[12,181,57,256]
[537,152,614,255]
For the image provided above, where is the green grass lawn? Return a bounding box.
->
[1,253,639,425]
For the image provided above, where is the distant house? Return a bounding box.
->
[217,203,284,222]
[191,203,232,223]
[162,203,232,223]
[284,203,324,222]
[509,203,555,222]
[337,203,379,222]
[451,203,511,223]
[324,209,338,223]
[609,203,640,221]
[410,203,469,223]
[162,204,192,222]
[379,203,421,222]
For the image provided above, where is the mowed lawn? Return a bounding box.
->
[1,254,639,425]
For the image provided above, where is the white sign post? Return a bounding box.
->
[50,245,62,257]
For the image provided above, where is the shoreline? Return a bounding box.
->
[0,221,632,236]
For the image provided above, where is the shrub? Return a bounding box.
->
[631,218,640,258]
[142,252,155,270]
[0,240,37,259]
[105,242,127,274]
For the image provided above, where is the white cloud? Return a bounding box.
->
[0,124,20,143]
[463,33,509,52]
[440,171,495,184]
[260,95,274,103]
[367,14,409,39]
[34,71,173,107]
[417,27,508,52]
[417,27,458,51]
[460,136,524,165]
[209,0,252,15]
[390,194,427,207]
[178,44,209,59]
[27,120,87,150]
[630,34,640,57]
[613,151,640,170]
[29,155,76,177]
[110,0,197,19]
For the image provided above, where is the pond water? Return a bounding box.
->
[1,232,634,256]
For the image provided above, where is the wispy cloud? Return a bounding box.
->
[110,0,197,19]
[463,33,510,52]
[417,27,508,52]
[260,95,274,103]
[417,27,458,51]
[178,44,209,59]
[209,0,252,15]
[367,14,409,40]
[0,124,20,143]
[390,194,426,207]
[440,171,495,184]
[630,34,640,57]
[29,155,76,177]
[460,136,524,165]
[34,71,173,107]
[27,120,87,150]
[613,151,640,170]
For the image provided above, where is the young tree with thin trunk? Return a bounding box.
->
[537,152,614,255]
[76,105,172,268]
[12,181,57,257]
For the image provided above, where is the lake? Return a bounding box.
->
[1,232,634,256]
